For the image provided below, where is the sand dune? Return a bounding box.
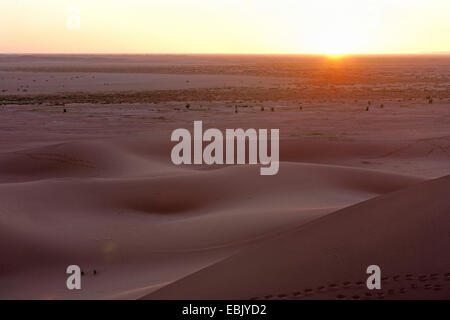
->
[0,55,449,300]
[0,139,425,299]
[146,175,450,300]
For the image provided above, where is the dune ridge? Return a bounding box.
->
[145,175,450,300]
[0,139,428,299]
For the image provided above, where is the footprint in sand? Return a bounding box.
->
[304,288,314,296]
[376,292,385,299]
[433,284,442,291]
[249,271,449,300]
[328,283,339,290]
[419,275,428,282]
[430,273,439,280]
[317,286,326,292]
[342,281,352,288]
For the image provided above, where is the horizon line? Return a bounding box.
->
[1,52,450,56]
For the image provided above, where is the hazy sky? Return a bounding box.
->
[1,0,450,54]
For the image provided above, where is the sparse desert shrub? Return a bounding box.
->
[185,103,190,109]
[366,106,369,111]
[380,104,384,108]
[429,98,433,104]
[368,100,371,105]
[152,116,168,121]
[271,107,275,112]
[261,106,264,111]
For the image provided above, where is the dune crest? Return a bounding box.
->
[0,139,426,299]
[145,175,450,300]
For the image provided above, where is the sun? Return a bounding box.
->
[315,29,359,56]
[304,12,372,56]
[293,0,379,56]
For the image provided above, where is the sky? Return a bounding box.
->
[1,0,450,54]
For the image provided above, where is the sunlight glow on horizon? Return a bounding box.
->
[1,0,450,55]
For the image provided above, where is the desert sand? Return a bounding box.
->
[0,54,449,299]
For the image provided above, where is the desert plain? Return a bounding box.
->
[0,54,449,299]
